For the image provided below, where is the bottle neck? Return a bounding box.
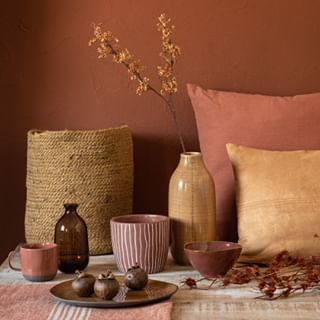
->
[64,203,79,214]
[65,209,77,215]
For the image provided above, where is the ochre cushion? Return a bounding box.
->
[187,83,320,241]
[227,143,320,263]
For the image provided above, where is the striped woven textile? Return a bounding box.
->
[0,285,172,320]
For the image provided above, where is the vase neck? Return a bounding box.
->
[179,152,203,166]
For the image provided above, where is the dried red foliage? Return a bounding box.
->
[180,250,320,300]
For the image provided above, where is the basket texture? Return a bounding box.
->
[25,125,133,255]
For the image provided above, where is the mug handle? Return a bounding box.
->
[8,250,21,271]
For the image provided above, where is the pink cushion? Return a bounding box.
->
[187,83,320,241]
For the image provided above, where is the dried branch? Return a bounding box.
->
[180,251,320,300]
[89,14,186,153]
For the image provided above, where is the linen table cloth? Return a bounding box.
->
[1,252,320,319]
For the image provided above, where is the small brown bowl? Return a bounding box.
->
[184,241,242,278]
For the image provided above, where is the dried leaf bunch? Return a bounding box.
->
[89,14,185,152]
[181,250,320,300]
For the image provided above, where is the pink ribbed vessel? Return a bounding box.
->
[111,214,170,274]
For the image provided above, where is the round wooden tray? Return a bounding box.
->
[50,276,178,308]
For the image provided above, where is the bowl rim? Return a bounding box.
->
[184,241,242,253]
[111,214,169,224]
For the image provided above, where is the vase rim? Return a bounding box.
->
[181,152,201,156]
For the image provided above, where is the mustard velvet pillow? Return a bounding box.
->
[226,143,320,263]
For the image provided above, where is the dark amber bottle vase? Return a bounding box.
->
[54,203,89,273]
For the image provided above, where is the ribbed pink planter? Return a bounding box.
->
[111,214,170,274]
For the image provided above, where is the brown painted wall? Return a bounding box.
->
[1,0,320,262]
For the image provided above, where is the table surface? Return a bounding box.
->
[1,251,320,320]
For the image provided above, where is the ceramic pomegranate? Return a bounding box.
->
[72,270,95,297]
[124,263,148,290]
[94,271,120,300]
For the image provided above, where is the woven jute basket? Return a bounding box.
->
[25,125,133,255]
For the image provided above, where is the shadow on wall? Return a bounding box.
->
[0,2,44,263]
[133,134,182,215]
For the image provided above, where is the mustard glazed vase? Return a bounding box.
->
[169,152,216,265]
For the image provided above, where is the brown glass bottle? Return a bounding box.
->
[54,203,89,273]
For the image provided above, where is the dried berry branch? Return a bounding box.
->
[180,251,320,300]
[89,14,186,153]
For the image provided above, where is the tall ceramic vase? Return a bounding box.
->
[169,152,216,265]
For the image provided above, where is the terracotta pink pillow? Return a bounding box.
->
[187,83,320,242]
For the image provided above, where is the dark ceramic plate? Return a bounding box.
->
[50,276,178,308]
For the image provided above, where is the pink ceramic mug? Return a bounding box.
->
[111,214,170,274]
[8,243,58,281]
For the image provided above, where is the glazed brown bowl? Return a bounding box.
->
[184,241,242,278]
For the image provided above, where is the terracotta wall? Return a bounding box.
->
[1,0,320,262]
